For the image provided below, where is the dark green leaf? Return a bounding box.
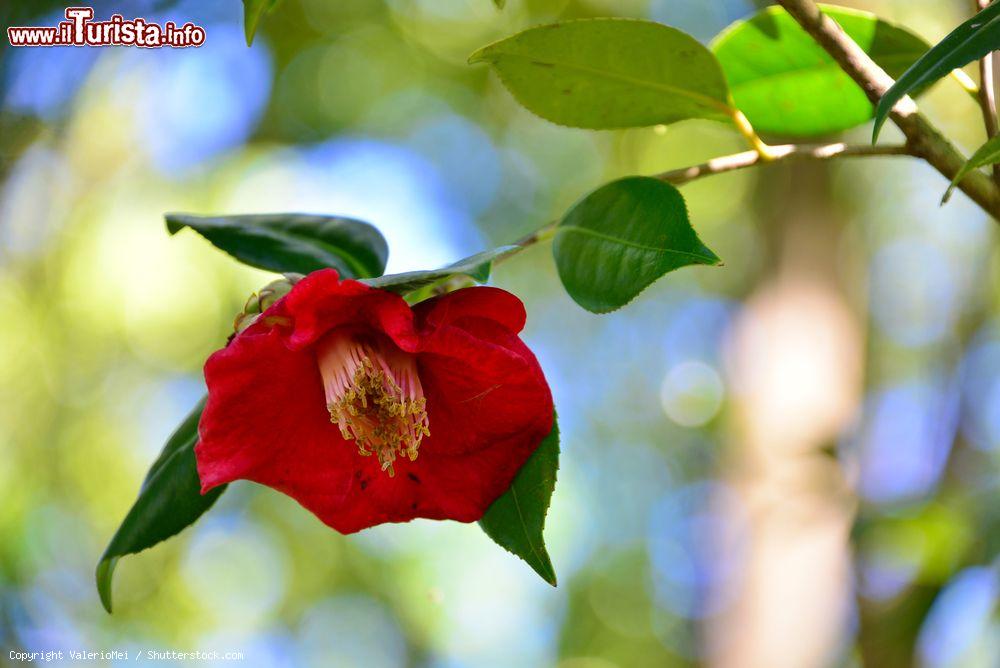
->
[97,403,225,613]
[469,19,732,129]
[553,177,720,314]
[713,4,929,136]
[874,1,1000,140]
[165,213,388,279]
[242,0,280,46]
[479,413,559,586]
[142,396,205,489]
[361,246,518,295]
[943,133,1000,202]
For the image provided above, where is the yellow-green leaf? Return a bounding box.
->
[713,4,929,137]
[470,19,732,130]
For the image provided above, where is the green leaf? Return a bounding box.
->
[242,0,280,46]
[492,0,506,8]
[97,403,225,613]
[874,1,1000,141]
[553,177,720,314]
[943,133,1000,202]
[469,18,733,129]
[479,413,559,586]
[165,213,388,280]
[713,4,929,137]
[142,396,205,489]
[361,246,519,295]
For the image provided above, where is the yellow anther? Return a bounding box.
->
[318,332,429,476]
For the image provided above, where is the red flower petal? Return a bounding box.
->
[279,269,420,353]
[418,316,551,456]
[196,323,356,520]
[414,285,527,333]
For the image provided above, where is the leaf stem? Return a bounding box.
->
[481,222,557,271]
[952,68,980,96]
[511,222,557,249]
[655,142,911,186]
[730,107,781,161]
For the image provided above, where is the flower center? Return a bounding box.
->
[316,331,429,477]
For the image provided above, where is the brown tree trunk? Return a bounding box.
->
[708,160,863,668]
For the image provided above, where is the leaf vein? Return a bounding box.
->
[508,485,552,581]
[489,52,732,114]
[558,225,714,262]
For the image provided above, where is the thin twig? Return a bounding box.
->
[977,57,998,140]
[776,0,1000,221]
[512,222,557,248]
[656,143,911,186]
[497,143,908,267]
[490,222,557,268]
[975,0,1000,182]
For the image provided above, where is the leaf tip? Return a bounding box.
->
[700,246,722,267]
[96,556,118,614]
[242,13,258,47]
[163,214,185,236]
[467,47,491,66]
[531,549,558,586]
[871,105,889,144]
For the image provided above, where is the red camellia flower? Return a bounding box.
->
[195,269,554,534]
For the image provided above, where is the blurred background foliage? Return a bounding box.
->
[0,0,998,666]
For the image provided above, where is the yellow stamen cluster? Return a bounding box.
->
[318,335,429,477]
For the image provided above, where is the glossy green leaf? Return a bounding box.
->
[554,177,720,314]
[943,133,1000,202]
[874,1,1000,140]
[479,413,559,586]
[469,18,732,129]
[242,0,280,46]
[361,246,518,295]
[141,396,205,489]
[97,402,225,613]
[165,213,388,279]
[713,5,929,136]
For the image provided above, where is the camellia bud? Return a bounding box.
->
[233,273,303,334]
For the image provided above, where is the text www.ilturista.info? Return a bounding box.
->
[7,7,206,48]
